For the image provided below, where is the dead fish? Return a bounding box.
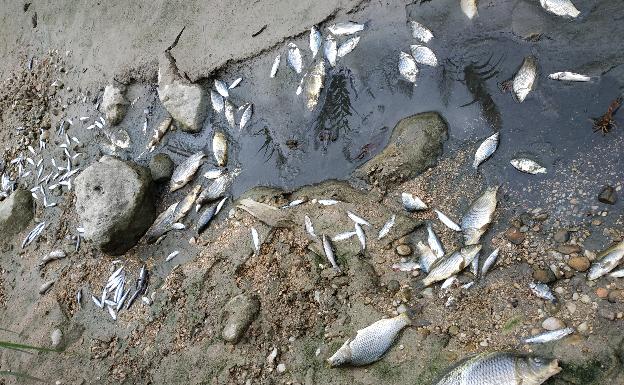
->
[204,168,225,179]
[328,313,410,367]
[392,261,420,272]
[304,215,316,237]
[196,169,240,210]
[529,282,557,303]
[422,245,482,286]
[409,20,434,43]
[270,54,280,78]
[587,240,624,280]
[402,192,427,212]
[38,249,67,269]
[287,43,303,74]
[224,99,236,128]
[39,280,55,295]
[322,235,341,272]
[239,103,253,130]
[214,197,228,216]
[210,90,224,113]
[212,131,228,167]
[354,223,366,250]
[410,45,438,67]
[427,224,445,259]
[433,352,561,385]
[214,80,229,98]
[548,71,590,82]
[147,117,172,151]
[173,185,202,223]
[539,0,580,18]
[281,199,306,208]
[317,199,339,206]
[378,215,396,240]
[305,59,326,111]
[473,132,499,169]
[523,328,574,344]
[324,35,337,67]
[296,74,306,96]
[197,204,218,234]
[171,152,205,192]
[310,26,322,58]
[333,231,357,241]
[145,202,178,241]
[441,276,458,290]
[435,209,461,232]
[513,56,538,103]
[327,22,365,36]
[251,227,260,253]
[609,269,624,278]
[229,77,242,89]
[480,248,500,276]
[461,186,498,245]
[165,250,180,262]
[510,158,546,174]
[347,211,370,227]
[399,52,418,84]
[417,241,439,273]
[460,0,478,19]
[337,36,360,58]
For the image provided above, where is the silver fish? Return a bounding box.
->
[324,35,337,67]
[251,227,260,252]
[210,90,224,113]
[197,204,218,234]
[214,196,228,216]
[296,74,306,96]
[409,20,434,43]
[170,152,205,192]
[427,224,445,259]
[305,59,326,111]
[417,241,439,273]
[402,192,428,212]
[548,71,590,82]
[347,211,371,227]
[511,158,546,174]
[460,0,478,19]
[327,22,364,36]
[39,280,55,295]
[146,202,178,241]
[224,99,236,128]
[173,185,202,223]
[333,231,357,241]
[196,170,239,209]
[609,268,624,278]
[270,54,280,78]
[422,245,482,286]
[470,252,480,276]
[461,186,498,245]
[523,328,574,344]
[318,199,339,206]
[214,80,229,98]
[435,209,461,232]
[539,0,580,18]
[38,249,67,269]
[529,282,557,303]
[310,26,322,58]
[587,240,624,280]
[287,43,303,74]
[480,248,500,276]
[212,131,228,167]
[304,215,316,237]
[229,77,242,89]
[322,235,341,272]
[328,313,410,367]
[165,250,180,262]
[434,352,561,385]
[147,117,172,151]
[337,36,360,58]
[378,215,396,240]
[399,52,418,84]
[239,103,253,130]
[513,56,538,103]
[473,132,499,169]
[392,261,421,272]
[441,276,458,290]
[354,223,366,250]
[204,168,225,179]
[410,45,438,67]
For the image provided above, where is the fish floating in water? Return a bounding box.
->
[287,43,303,74]
[473,132,499,169]
[513,56,538,103]
[422,245,481,286]
[435,209,461,232]
[310,26,322,58]
[402,192,427,212]
[529,282,557,303]
[410,45,438,67]
[328,313,410,366]
[587,240,624,280]
[523,327,574,344]
[461,186,498,246]
[460,0,478,19]
[539,0,580,18]
[324,35,337,67]
[409,20,434,43]
[548,72,590,82]
[210,90,224,113]
[510,158,546,174]
[212,131,227,167]
[337,36,360,58]
[305,59,326,111]
[327,22,364,36]
[170,151,205,192]
[399,51,418,84]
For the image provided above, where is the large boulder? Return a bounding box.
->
[157,51,208,133]
[0,189,33,242]
[221,294,260,344]
[74,156,155,255]
[355,112,448,189]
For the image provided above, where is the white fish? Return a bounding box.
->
[392,261,420,272]
[480,248,500,276]
[322,235,340,272]
[523,328,574,344]
[473,132,499,169]
[318,199,339,206]
[333,231,357,242]
[229,77,242,89]
[239,103,253,130]
[310,26,322,58]
[399,52,418,84]
[327,22,365,36]
[214,197,228,215]
[224,99,236,128]
[461,186,498,246]
[304,60,325,110]
[539,0,580,18]
[529,282,557,303]
[210,90,224,113]
[170,152,205,192]
[417,241,439,273]
[513,56,538,103]
[378,215,396,240]
[304,215,316,237]
[212,131,228,167]
[354,223,366,250]
[548,72,590,82]
[296,74,306,96]
[165,250,180,262]
[204,169,225,179]
[511,158,546,174]
[461,0,478,19]
[427,224,445,259]
[324,35,337,67]
[270,54,281,78]
[609,269,624,278]
[435,209,461,231]
[287,43,303,74]
[347,211,370,227]
[214,80,229,98]
[409,21,434,43]
[441,276,458,290]
[587,241,624,280]
[402,192,427,212]
[251,227,260,253]
[422,245,482,286]
[337,36,360,58]
[410,45,438,67]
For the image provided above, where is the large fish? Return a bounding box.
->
[324,35,337,67]
[304,59,326,111]
[170,151,205,192]
[513,56,538,103]
[587,240,624,280]
[473,132,499,169]
[196,169,240,211]
[422,245,481,286]
[461,186,498,245]
[539,0,580,18]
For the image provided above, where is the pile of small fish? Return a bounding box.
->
[460,0,580,19]
[210,77,254,131]
[398,20,437,85]
[90,264,149,321]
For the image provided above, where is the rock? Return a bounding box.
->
[276,363,286,373]
[221,294,260,344]
[579,294,591,304]
[149,153,174,183]
[396,244,412,256]
[0,189,33,241]
[448,325,459,336]
[533,268,556,284]
[557,244,582,255]
[504,227,525,244]
[553,229,570,243]
[566,302,577,314]
[542,317,565,331]
[100,85,128,126]
[598,185,617,205]
[607,290,623,303]
[598,308,615,321]
[74,156,156,255]
[596,288,609,298]
[354,112,448,188]
[50,328,62,348]
[568,256,590,272]
[157,52,208,133]
[577,321,588,333]
[387,280,400,293]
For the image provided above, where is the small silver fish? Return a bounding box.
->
[422,245,482,286]
[204,168,225,179]
[378,215,396,240]
[251,227,260,253]
[427,224,445,259]
[328,313,410,367]
[229,77,242,89]
[173,185,202,223]
[337,36,360,58]
[354,223,366,251]
[239,103,253,130]
[318,199,339,206]
[539,0,580,18]
[214,80,229,98]
[513,56,538,103]
[399,52,418,84]
[322,235,341,272]
[170,151,205,192]
[304,215,316,237]
[461,186,498,245]
[480,248,500,276]
[39,280,55,294]
[529,282,557,303]
[214,196,228,216]
[460,0,478,19]
[224,99,236,128]
[270,54,280,78]
[548,71,590,82]
[470,252,480,276]
[305,59,326,111]
[197,204,217,234]
[441,276,458,290]
[402,192,428,212]
[435,209,461,232]
[417,241,439,273]
[392,261,420,272]
[409,21,434,43]
[511,158,546,174]
[310,26,322,58]
[147,116,172,151]
[333,231,357,241]
[324,35,337,67]
[473,132,499,169]
[287,43,303,74]
[165,250,180,262]
[523,328,574,344]
[212,131,228,167]
[327,22,364,36]
[587,240,624,280]
[609,268,624,278]
[196,170,239,209]
[347,211,371,227]
[210,90,224,113]
[410,45,438,67]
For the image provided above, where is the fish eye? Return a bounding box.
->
[533,357,544,365]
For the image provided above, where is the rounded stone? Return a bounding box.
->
[533,268,556,284]
[149,153,174,183]
[553,229,570,243]
[395,244,412,256]
[608,290,623,303]
[50,328,62,348]
[387,280,400,293]
[504,227,525,245]
[568,256,590,272]
[596,288,609,298]
[542,317,565,331]
[221,294,260,344]
[577,321,588,333]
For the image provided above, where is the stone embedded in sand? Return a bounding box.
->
[149,153,174,183]
[74,156,155,255]
[221,294,260,344]
[568,256,590,272]
[0,189,33,242]
[542,317,565,331]
[598,185,617,205]
[101,84,128,126]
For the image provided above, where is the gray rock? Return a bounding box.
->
[354,112,448,188]
[100,85,128,126]
[157,52,208,133]
[50,328,62,348]
[149,153,174,183]
[553,229,570,243]
[598,185,617,205]
[221,294,260,343]
[0,189,33,241]
[74,156,155,255]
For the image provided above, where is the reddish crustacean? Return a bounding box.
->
[593,96,622,135]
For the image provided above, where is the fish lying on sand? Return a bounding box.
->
[322,235,341,272]
[461,186,498,245]
[270,55,280,78]
[422,245,481,286]
[402,192,427,212]
[480,248,500,276]
[417,241,439,273]
[435,209,461,231]
[378,215,395,240]
[288,43,303,74]
[324,35,337,67]
[587,240,624,280]
[511,158,546,174]
[523,328,574,344]
[529,282,557,303]
[427,224,445,259]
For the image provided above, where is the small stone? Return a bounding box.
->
[591,219,602,226]
[568,256,590,272]
[387,280,400,293]
[221,294,261,344]
[608,290,622,303]
[421,288,434,298]
[542,317,565,331]
[553,229,570,243]
[149,153,174,183]
[395,244,412,256]
[566,302,577,314]
[533,268,556,284]
[557,244,582,255]
[598,185,617,205]
[534,213,549,221]
[101,85,128,126]
[276,363,286,373]
[505,227,525,245]
[50,328,62,348]
[479,340,489,347]
[596,288,609,298]
[599,308,615,321]
[580,294,591,304]
[577,321,588,333]
[448,325,459,335]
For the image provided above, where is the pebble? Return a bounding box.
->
[566,302,577,314]
[557,244,582,255]
[577,321,588,333]
[387,280,400,293]
[276,363,286,373]
[599,308,615,321]
[567,256,590,272]
[542,317,565,331]
[598,185,617,205]
[607,290,622,303]
[596,288,609,298]
[553,229,570,243]
[580,294,591,304]
[50,328,62,348]
[149,153,174,183]
[504,227,525,245]
[395,244,412,256]
[533,268,556,284]
[448,325,459,335]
